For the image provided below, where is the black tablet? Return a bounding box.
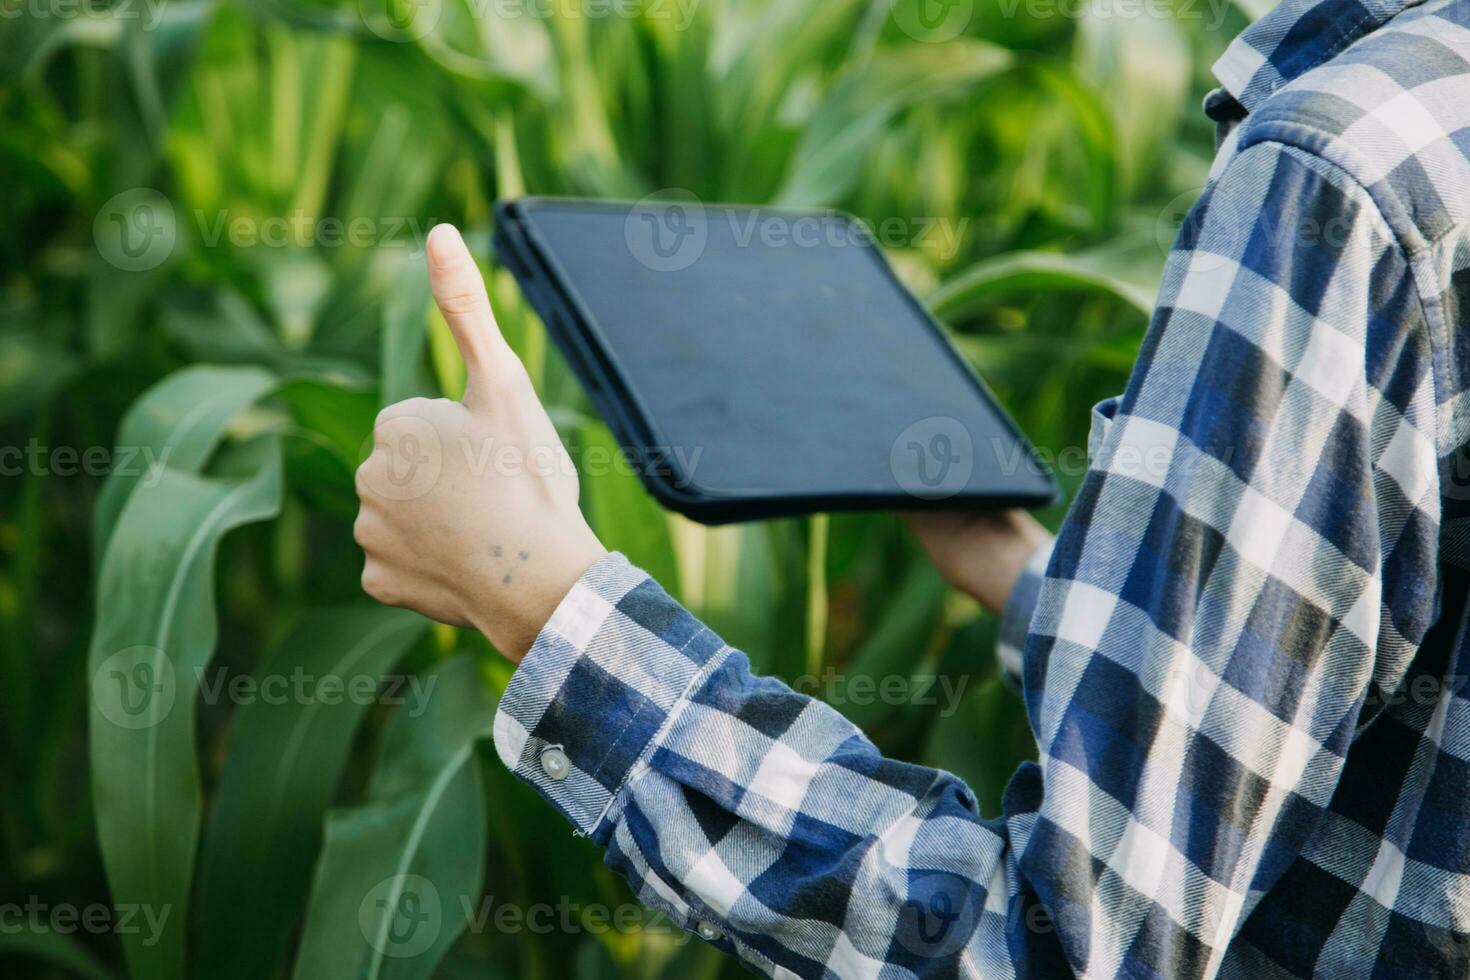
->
[493,196,1057,524]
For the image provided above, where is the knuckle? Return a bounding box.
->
[437,288,486,318]
[374,397,432,432]
[488,363,533,404]
[360,563,394,604]
[508,366,535,399]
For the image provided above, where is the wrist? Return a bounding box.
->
[469,528,608,662]
[961,512,1051,613]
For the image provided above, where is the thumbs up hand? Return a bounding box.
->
[354,224,607,661]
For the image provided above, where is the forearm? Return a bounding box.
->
[493,551,1031,977]
[951,510,1052,613]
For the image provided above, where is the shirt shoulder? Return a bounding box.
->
[1234,0,1470,255]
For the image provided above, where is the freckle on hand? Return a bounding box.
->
[492,545,503,557]
[519,550,529,561]
[502,573,513,585]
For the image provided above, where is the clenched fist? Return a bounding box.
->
[354,224,606,661]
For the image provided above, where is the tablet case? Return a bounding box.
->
[493,196,1058,524]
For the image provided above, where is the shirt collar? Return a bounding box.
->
[1211,0,1421,113]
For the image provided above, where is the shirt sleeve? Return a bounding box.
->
[494,551,1025,977]
[997,541,1054,690]
[494,138,1439,979]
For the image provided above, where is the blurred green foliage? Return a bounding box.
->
[1,0,1242,976]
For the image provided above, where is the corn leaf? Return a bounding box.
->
[776,40,1013,208]
[87,441,283,980]
[580,420,680,594]
[929,249,1157,325]
[91,365,276,571]
[291,655,494,980]
[194,606,431,980]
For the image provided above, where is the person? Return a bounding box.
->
[352,1,1470,974]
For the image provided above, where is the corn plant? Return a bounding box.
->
[0,1,1243,976]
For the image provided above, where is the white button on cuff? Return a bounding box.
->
[539,746,570,781]
[695,920,722,942]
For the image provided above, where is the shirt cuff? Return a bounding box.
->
[996,540,1054,690]
[492,551,729,840]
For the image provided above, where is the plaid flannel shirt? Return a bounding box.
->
[494,2,1470,975]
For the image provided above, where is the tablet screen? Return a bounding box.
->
[512,200,1054,508]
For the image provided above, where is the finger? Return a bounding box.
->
[360,560,398,606]
[375,396,432,430]
[425,224,510,394]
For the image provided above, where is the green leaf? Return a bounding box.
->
[120,0,214,148]
[928,249,1157,325]
[1029,62,1120,234]
[194,607,431,980]
[776,40,1013,208]
[380,255,432,406]
[716,0,868,188]
[0,930,118,980]
[87,442,284,980]
[839,560,948,729]
[275,376,380,472]
[92,365,276,572]
[579,421,680,594]
[414,0,556,97]
[0,330,79,425]
[922,672,1034,817]
[1074,11,1190,196]
[292,656,494,980]
[160,290,287,367]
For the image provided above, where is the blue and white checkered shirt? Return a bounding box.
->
[495,2,1470,975]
